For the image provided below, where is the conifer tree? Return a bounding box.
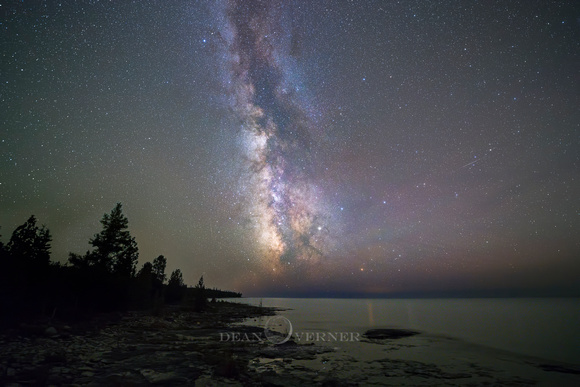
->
[82,203,139,278]
[166,269,185,303]
[152,255,167,286]
[7,215,51,267]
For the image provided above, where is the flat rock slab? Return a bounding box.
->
[363,328,420,340]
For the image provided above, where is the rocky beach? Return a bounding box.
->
[0,302,336,386]
[2,301,580,386]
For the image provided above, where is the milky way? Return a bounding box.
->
[1,0,577,297]
[217,1,331,271]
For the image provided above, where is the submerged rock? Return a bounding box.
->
[538,364,580,375]
[362,328,419,340]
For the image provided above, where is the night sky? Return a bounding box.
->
[1,1,578,297]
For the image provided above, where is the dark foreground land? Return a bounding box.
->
[0,302,335,386]
[2,301,580,386]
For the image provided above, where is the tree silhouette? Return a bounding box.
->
[137,261,153,280]
[133,261,154,309]
[152,255,167,286]
[150,254,167,304]
[168,269,184,287]
[0,216,53,320]
[193,275,207,312]
[92,203,138,278]
[166,269,185,303]
[7,215,52,267]
[0,228,9,263]
[70,203,139,279]
[0,228,5,255]
[1,207,239,323]
[65,203,139,310]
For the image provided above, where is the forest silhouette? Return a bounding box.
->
[0,203,241,327]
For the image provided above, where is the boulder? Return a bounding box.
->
[362,328,419,340]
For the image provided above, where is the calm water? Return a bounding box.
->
[231,297,580,365]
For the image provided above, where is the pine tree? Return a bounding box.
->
[152,255,167,286]
[66,203,139,311]
[87,203,139,278]
[0,227,5,257]
[134,261,154,308]
[7,215,52,267]
[168,269,184,287]
[193,275,206,312]
[137,261,153,280]
[166,269,185,303]
[3,216,52,316]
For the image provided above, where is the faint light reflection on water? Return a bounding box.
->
[231,297,580,365]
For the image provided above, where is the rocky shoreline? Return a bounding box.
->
[3,301,580,386]
[0,302,337,386]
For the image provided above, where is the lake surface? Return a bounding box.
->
[231,297,580,365]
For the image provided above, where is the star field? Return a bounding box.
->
[1,1,578,297]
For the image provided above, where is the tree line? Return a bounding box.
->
[0,203,240,327]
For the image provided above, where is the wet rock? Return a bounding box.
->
[44,348,67,363]
[141,369,189,384]
[0,303,288,385]
[195,374,243,386]
[538,364,580,375]
[363,328,420,340]
[47,373,65,384]
[99,371,149,385]
[255,341,333,362]
[321,376,358,387]
[214,358,243,379]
